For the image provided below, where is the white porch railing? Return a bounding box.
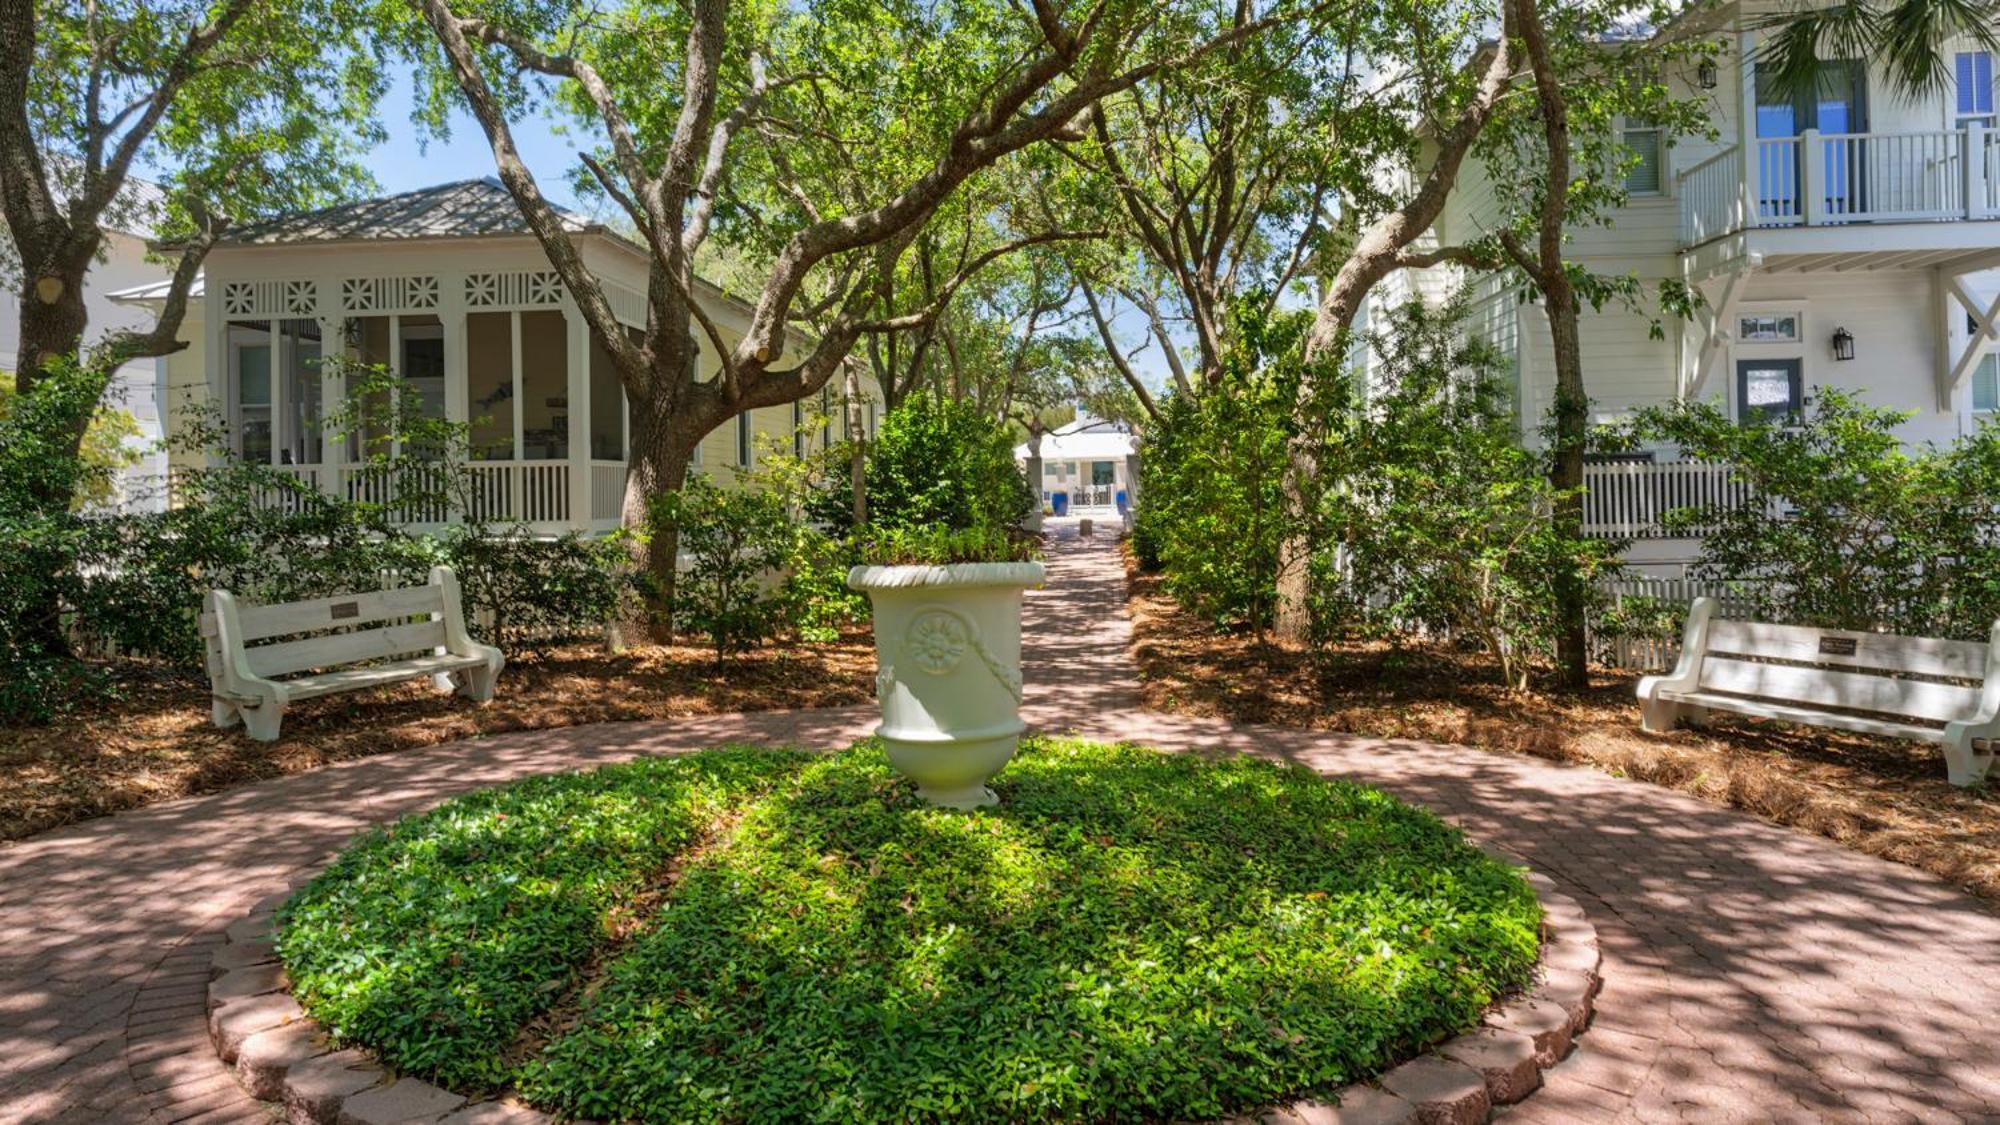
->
[1056,484,1122,509]
[234,461,577,526]
[1678,147,1745,245]
[1677,124,2000,248]
[590,461,627,523]
[1582,459,1759,539]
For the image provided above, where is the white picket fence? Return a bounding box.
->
[1582,459,1760,540]
[1592,574,1760,671]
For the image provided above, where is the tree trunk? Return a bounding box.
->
[622,392,700,642]
[1513,0,1590,689]
[1546,290,1591,688]
[845,364,867,526]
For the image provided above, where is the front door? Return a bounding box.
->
[1755,61,1868,219]
[1737,358,1804,424]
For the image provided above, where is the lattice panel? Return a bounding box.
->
[220,279,317,318]
[464,270,564,308]
[339,275,440,314]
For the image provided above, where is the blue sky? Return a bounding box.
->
[369,72,590,211]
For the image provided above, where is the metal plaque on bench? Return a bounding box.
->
[330,601,360,621]
[1818,635,1858,656]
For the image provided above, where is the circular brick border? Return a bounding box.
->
[205,860,1598,1125]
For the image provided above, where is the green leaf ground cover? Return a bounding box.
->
[277,740,1540,1122]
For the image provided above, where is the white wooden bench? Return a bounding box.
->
[1638,597,2000,786]
[202,566,504,741]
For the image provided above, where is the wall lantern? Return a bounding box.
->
[1697,59,1718,89]
[1831,326,1856,361]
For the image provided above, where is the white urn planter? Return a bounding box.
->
[847,561,1045,808]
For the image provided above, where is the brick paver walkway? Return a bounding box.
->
[4,525,1999,1123]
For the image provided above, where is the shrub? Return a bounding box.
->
[1134,302,1310,634]
[819,393,1033,534]
[1634,390,2000,639]
[649,478,792,664]
[442,528,630,654]
[856,523,1040,565]
[774,525,868,643]
[1316,300,1622,689]
[0,358,116,721]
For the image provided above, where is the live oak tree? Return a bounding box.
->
[1450,0,1709,686]
[1272,0,1520,642]
[0,0,383,651]
[0,0,381,470]
[1058,0,1370,388]
[414,0,1339,622]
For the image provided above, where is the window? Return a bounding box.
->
[1975,354,2000,412]
[1737,358,1803,423]
[227,322,273,463]
[1622,118,1662,195]
[1959,51,1995,126]
[1091,461,1116,486]
[737,411,752,467]
[1737,313,1801,343]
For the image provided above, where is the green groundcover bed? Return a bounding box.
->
[275,739,1541,1123]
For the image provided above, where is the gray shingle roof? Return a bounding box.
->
[219,178,601,245]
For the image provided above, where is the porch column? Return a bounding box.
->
[319,313,343,493]
[441,278,469,522]
[564,301,589,530]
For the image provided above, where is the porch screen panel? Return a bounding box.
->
[467,312,514,460]
[400,314,446,457]
[279,319,322,466]
[519,310,569,460]
[588,331,625,460]
[345,316,393,460]
[227,321,273,463]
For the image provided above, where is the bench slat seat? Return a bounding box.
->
[1637,598,1999,787]
[215,652,492,705]
[204,567,504,741]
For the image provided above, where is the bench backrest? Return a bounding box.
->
[1694,613,1995,724]
[202,569,468,682]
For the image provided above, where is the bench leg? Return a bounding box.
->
[1641,698,1708,733]
[239,701,285,742]
[454,662,500,704]
[211,698,242,730]
[1942,733,1995,788]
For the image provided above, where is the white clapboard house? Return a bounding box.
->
[1376,1,2000,569]
[111,178,881,534]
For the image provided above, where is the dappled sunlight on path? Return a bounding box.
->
[1,522,1996,1121]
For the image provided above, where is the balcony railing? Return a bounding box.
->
[1678,125,2000,247]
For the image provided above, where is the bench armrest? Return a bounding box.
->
[429,566,506,669]
[203,588,285,703]
[1946,617,2000,740]
[1636,596,1718,701]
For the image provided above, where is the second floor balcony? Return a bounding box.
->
[1678,125,2000,250]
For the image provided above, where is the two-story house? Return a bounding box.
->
[1383,1,2000,567]
[109,178,881,534]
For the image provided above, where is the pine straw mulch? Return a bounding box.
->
[0,635,876,844]
[1125,553,2000,903]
